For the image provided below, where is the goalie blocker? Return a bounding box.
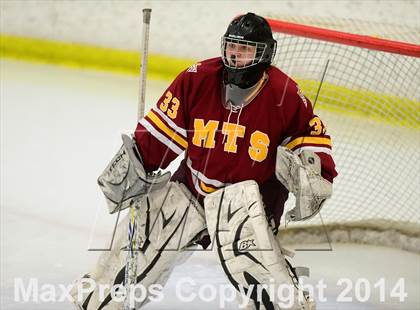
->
[97,134,171,214]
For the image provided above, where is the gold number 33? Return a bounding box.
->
[309,116,326,135]
[159,91,180,119]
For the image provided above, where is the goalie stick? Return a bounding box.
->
[124,8,152,310]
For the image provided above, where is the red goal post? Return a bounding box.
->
[267,18,420,57]
[267,17,420,252]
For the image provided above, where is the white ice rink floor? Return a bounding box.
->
[1,59,419,309]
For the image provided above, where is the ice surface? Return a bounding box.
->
[1,59,419,309]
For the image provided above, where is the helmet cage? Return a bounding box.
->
[221,37,269,69]
[221,36,276,69]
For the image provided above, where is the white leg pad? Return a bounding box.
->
[204,180,314,310]
[72,182,206,309]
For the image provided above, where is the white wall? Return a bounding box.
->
[1,0,419,59]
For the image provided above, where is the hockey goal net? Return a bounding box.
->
[268,17,420,251]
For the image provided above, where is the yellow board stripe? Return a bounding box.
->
[296,78,419,129]
[2,35,418,129]
[286,136,332,150]
[147,111,188,149]
[0,34,195,81]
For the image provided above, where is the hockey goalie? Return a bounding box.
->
[71,12,337,310]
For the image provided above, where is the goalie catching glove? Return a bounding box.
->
[97,134,171,214]
[275,146,332,222]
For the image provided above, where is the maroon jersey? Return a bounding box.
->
[134,57,337,225]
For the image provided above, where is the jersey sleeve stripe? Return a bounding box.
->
[280,136,293,146]
[146,111,188,149]
[292,146,332,155]
[152,107,187,138]
[139,118,184,155]
[286,136,332,150]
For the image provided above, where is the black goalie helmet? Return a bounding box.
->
[221,13,277,88]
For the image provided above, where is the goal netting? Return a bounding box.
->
[268,17,420,251]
